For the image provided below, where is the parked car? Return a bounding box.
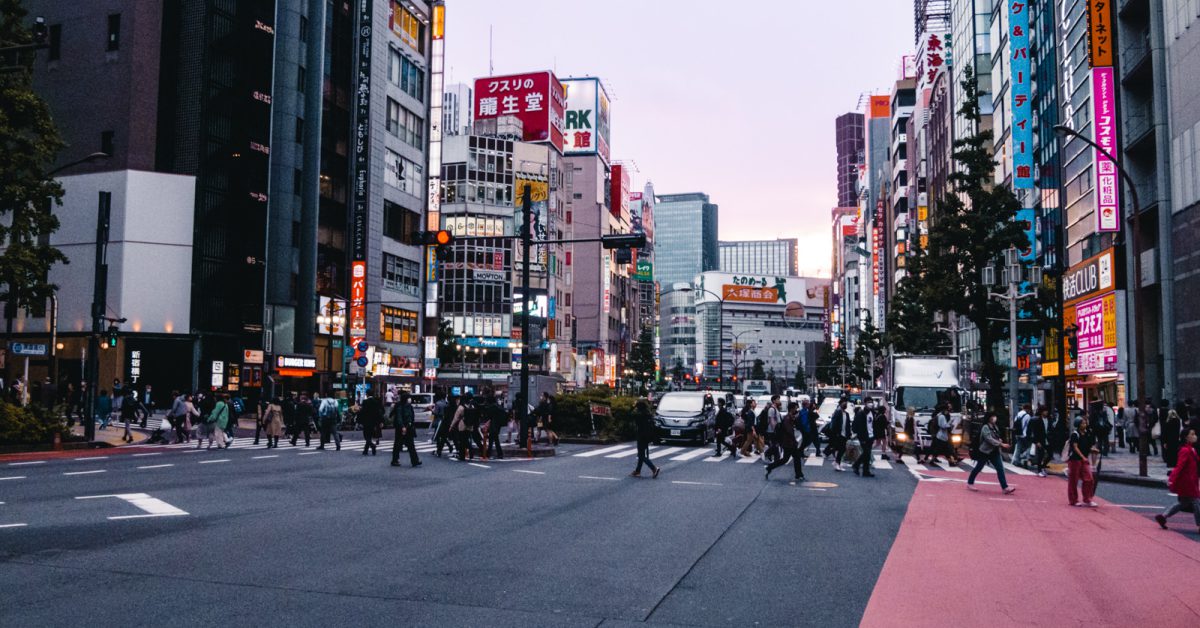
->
[653,391,716,445]
[410,393,435,425]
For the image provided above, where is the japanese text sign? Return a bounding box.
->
[562,77,611,163]
[1075,292,1118,374]
[350,260,367,352]
[1087,1,1113,67]
[722,285,779,304]
[474,71,565,152]
[1091,67,1121,232]
[1008,0,1034,189]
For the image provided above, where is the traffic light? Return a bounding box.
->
[106,324,119,348]
[413,230,455,260]
[601,233,647,249]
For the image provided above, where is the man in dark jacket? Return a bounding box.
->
[291,395,316,447]
[851,398,876,477]
[1030,406,1050,476]
[714,397,735,457]
[765,401,804,482]
[483,390,506,460]
[391,392,422,467]
[631,398,659,478]
[358,393,384,455]
[828,399,851,471]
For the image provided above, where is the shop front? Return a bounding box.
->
[1063,249,1125,410]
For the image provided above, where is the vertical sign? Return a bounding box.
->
[350,261,367,355]
[350,0,373,362]
[1008,0,1034,189]
[1086,0,1114,67]
[1091,67,1120,232]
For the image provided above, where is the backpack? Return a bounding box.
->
[755,407,771,433]
[319,398,337,420]
[926,414,941,437]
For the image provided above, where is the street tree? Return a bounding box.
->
[922,65,1032,412]
[436,319,462,367]
[852,319,885,388]
[816,343,850,387]
[750,359,766,380]
[886,251,948,355]
[0,2,67,336]
[626,326,656,387]
[793,363,807,391]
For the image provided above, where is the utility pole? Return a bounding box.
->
[84,191,112,443]
[518,184,532,435]
[985,248,1038,423]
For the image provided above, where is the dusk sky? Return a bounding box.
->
[444,0,913,277]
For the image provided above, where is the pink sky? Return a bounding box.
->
[444,0,913,277]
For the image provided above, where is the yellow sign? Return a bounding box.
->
[917,206,928,221]
[1041,362,1060,378]
[432,4,445,40]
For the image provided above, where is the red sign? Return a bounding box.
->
[349,261,367,354]
[474,71,565,152]
[611,164,630,219]
[722,285,779,303]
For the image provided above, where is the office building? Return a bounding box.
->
[654,192,718,376]
[835,113,865,207]
[443,82,473,136]
[718,239,798,276]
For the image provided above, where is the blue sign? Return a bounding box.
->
[10,342,47,356]
[1016,208,1037,262]
[356,356,369,367]
[1008,0,1034,189]
[357,341,368,352]
[457,337,513,349]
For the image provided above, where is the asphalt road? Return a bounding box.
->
[0,436,918,627]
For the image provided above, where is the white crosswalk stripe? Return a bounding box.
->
[603,446,642,459]
[736,453,762,464]
[872,454,893,470]
[671,448,715,461]
[575,444,632,457]
[804,455,823,466]
[648,447,685,459]
[1004,462,1035,476]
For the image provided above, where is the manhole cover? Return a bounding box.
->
[803,481,838,488]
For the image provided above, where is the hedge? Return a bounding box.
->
[550,389,640,441]
[0,400,68,446]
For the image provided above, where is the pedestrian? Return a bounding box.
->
[765,401,805,482]
[316,393,342,450]
[922,403,953,466]
[391,391,422,467]
[194,394,215,449]
[1155,427,1200,533]
[449,395,470,460]
[434,396,458,458]
[851,397,876,477]
[119,388,138,443]
[289,394,315,447]
[1067,416,1100,507]
[166,391,187,443]
[148,395,174,444]
[903,407,919,464]
[713,397,734,457]
[464,394,484,456]
[534,392,559,447]
[828,399,851,472]
[1115,403,1128,450]
[1146,399,1161,456]
[211,394,231,449]
[358,392,383,456]
[763,395,783,462]
[1163,405,1183,469]
[253,396,267,446]
[739,398,762,457]
[430,394,448,443]
[967,411,1016,494]
[1011,404,1033,467]
[797,400,820,459]
[483,391,505,460]
[1030,405,1050,477]
[263,397,284,448]
[630,398,659,478]
[873,400,891,461]
[182,393,198,442]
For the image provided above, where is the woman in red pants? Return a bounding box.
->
[1067,416,1100,507]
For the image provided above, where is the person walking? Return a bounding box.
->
[483,391,505,460]
[263,397,284,448]
[851,398,876,477]
[739,398,762,457]
[1145,399,1161,457]
[797,400,821,459]
[181,393,198,442]
[713,397,735,457]
[290,394,315,447]
[828,399,851,472]
[763,395,783,463]
[873,400,891,461]
[1115,404,1128,450]
[316,394,342,450]
[902,407,918,464]
[358,392,384,456]
[1011,404,1033,467]
[630,398,659,478]
[765,401,805,483]
[925,403,954,467]
[391,392,422,467]
[1030,406,1050,477]
[118,388,138,443]
[1162,405,1183,469]
[429,394,448,443]
[967,412,1016,494]
[1067,417,1100,507]
[434,396,458,458]
[1155,428,1200,533]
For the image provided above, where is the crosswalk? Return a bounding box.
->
[130,437,442,455]
[569,444,1035,476]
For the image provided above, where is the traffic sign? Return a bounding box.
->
[10,343,47,356]
[356,356,368,367]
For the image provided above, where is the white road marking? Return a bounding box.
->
[251,455,279,460]
[513,469,545,475]
[670,448,715,461]
[579,475,619,481]
[297,452,321,456]
[804,455,823,466]
[137,464,174,470]
[1111,504,1162,509]
[75,456,109,461]
[872,455,893,470]
[1003,463,1036,476]
[604,447,645,459]
[736,454,763,464]
[575,444,633,457]
[182,450,204,454]
[198,459,230,464]
[0,523,28,529]
[0,476,26,481]
[77,493,189,519]
[63,470,106,476]
[671,480,722,486]
[131,453,162,457]
[468,463,490,469]
[8,461,45,466]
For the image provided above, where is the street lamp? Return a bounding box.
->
[1054,124,1150,477]
[983,248,1040,423]
[316,298,346,395]
[731,329,761,385]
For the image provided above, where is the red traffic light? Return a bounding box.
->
[433,230,452,245]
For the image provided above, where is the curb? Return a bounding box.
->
[1045,467,1168,489]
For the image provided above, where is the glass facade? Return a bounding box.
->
[718,239,798,276]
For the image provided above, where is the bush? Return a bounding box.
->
[550,389,640,440]
[0,400,67,446]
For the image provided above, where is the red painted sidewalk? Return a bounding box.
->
[862,469,1200,627]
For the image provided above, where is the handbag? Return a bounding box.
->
[1151,421,1162,439]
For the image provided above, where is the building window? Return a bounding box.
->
[48,24,61,60]
[386,98,400,136]
[293,168,303,194]
[382,253,420,297]
[384,149,423,195]
[297,65,305,93]
[382,199,420,242]
[386,102,426,148]
[106,14,120,51]
[299,15,308,42]
[295,117,304,143]
[100,130,114,155]
[388,46,425,102]
[380,306,418,344]
[395,5,424,52]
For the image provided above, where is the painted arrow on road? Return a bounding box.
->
[76,493,189,520]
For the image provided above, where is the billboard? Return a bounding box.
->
[349,261,367,351]
[562,77,611,164]
[1091,67,1121,232]
[1007,0,1034,189]
[610,164,630,219]
[868,95,890,119]
[1086,0,1113,67]
[1075,292,1118,374]
[474,71,565,152]
[514,176,549,269]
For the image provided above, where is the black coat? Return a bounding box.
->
[852,408,871,443]
[715,409,734,431]
[1029,416,1048,442]
[634,407,656,442]
[358,397,384,429]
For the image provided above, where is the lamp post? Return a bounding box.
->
[983,248,1040,423]
[1054,124,1148,476]
[660,284,726,389]
[731,328,761,386]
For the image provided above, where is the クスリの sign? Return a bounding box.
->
[474,71,565,152]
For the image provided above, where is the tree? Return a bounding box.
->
[750,359,766,380]
[436,318,462,366]
[671,359,685,385]
[886,250,949,355]
[0,2,67,335]
[626,326,656,387]
[793,363,807,391]
[922,65,1033,413]
[852,319,886,388]
[816,342,850,387]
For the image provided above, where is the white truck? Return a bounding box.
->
[889,356,964,452]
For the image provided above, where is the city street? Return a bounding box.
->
[3,437,1198,626]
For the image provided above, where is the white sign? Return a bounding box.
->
[561,78,611,163]
[276,355,318,369]
[211,360,225,375]
[243,349,264,364]
[9,343,47,356]
[474,270,505,282]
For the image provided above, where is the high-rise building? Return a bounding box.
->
[654,192,718,375]
[718,239,798,276]
[950,0,994,145]
[887,77,916,301]
[835,113,865,207]
[443,82,473,136]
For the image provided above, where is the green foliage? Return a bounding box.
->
[816,343,849,387]
[750,359,766,380]
[921,65,1033,410]
[0,1,67,318]
[436,318,462,366]
[548,388,639,440]
[886,253,948,355]
[793,363,807,391]
[0,399,66,446]
[626,326,656,386]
